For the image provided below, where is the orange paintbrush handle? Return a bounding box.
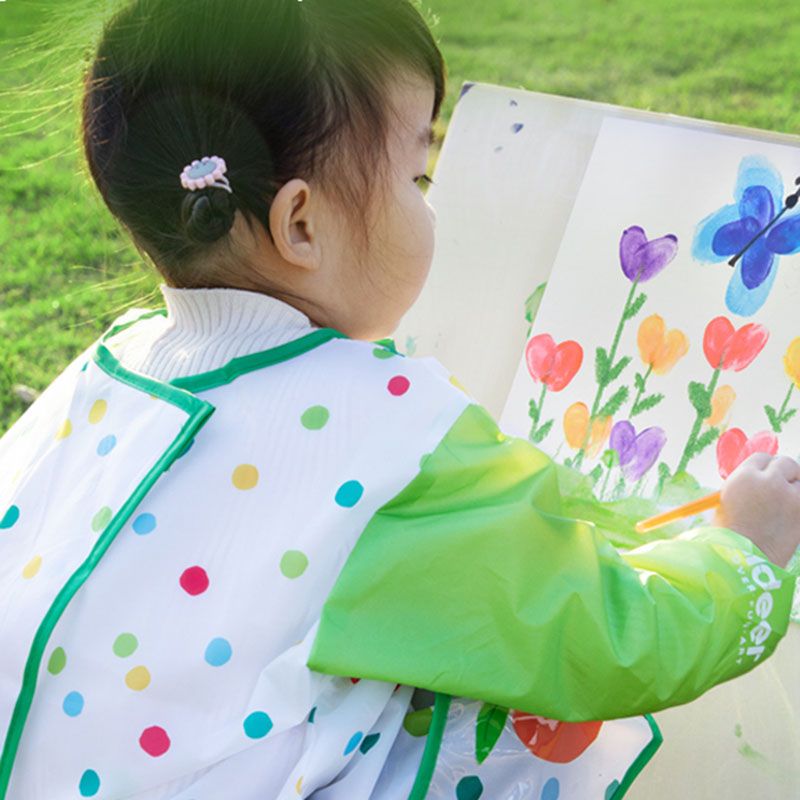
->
[635,490,722,533]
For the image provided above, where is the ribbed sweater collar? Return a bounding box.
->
[109,284,321,382]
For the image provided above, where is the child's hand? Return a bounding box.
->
[713,452,800,568]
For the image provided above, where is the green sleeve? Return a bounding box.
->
[308,402,797,722]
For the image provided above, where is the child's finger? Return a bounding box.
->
[769,454,800,484]
[735,451,774,473]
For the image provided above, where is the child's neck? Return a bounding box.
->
[107,284,319,382]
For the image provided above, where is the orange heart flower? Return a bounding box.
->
[705,385,736,428]
[563,402,612,457]
[783,337,800,388]
[637,314,689,376]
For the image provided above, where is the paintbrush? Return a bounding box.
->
[635,490,721,533]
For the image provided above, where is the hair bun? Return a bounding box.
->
[180,188,237,244]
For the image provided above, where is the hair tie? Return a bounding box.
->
[179,155,233,193]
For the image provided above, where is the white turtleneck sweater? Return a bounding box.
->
[107,284,322,382]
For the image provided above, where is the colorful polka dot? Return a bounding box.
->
[63,691,84,717]
[91,506,113,533]
[403,708,432,737]
[232,464,259,490]
[125,666,151,691]
[280,550,309,578]
[301,405,330,430]
[344,731,363,755]
[88,399,107,424]
[47,647,66,676]
[139,725,170,757]
[334,480,364,508]
[132,513,157,535]
[180,566,209,596]
[372,346,396,359]
[55,419,72,440]
[541,777,560,800]
[243,711,273,739]
[78,768,100,797]
[204,637,232,667]
[360,732,380,754]
[0,505,20,530]
[21,555,41,579]
[295,776,303,793]
[112,633,138,658]
[456,775,484,799]
[80,362,89,372]
[387,375,410,396]
[308,706,317,723]
[605,780,620,799]
[97,435,117,456]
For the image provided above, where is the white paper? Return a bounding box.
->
[500,116,800,496]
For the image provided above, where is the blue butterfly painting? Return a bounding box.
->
[693,155,800,317]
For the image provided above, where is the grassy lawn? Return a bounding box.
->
[2,0,800,434]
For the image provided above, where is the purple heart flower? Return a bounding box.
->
[609,420,667,482]
[619,226,679,283]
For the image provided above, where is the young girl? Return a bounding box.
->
[0,1,798,798]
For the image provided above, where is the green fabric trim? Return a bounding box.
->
[373,337,401,356]
[612,714,663,799]
[167,328,349,393]
[0,346,216,800]
[100,308,168,342]
[98,306,359,393]
[407,693,452,800]
[308,402,796,722]
[93,344,211,416]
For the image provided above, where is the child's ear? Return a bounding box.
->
[268,178,319,272]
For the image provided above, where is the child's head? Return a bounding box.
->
[82,0,446,339]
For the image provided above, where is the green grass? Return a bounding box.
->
[3,0,800,434]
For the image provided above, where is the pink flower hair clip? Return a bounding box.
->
[179,155,233,193]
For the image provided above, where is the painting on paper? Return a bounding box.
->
[500,117,800,499]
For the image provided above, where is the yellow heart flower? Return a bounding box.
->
[637,314,689,376]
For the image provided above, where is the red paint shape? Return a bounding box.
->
[703,317,769,372]
[525,334,583,392]
[388,376,410,396]
[139,725,171,757]
[179,566,209,596]
[716,428,779,479]
[511,711,602,763]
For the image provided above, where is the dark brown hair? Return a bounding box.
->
[81,0,446,288]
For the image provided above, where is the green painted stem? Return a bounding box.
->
[590,279,639,420]
[529,383,548,440]
[576,279,640,466]
[599,464,613,501]
[676,367,721,474]
[778,382,795,424]
[630,365,653,416]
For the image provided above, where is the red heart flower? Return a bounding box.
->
[511,711,603,763]
[702,317,769,371]
[716,428,779,479]
[525,334,583,392]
